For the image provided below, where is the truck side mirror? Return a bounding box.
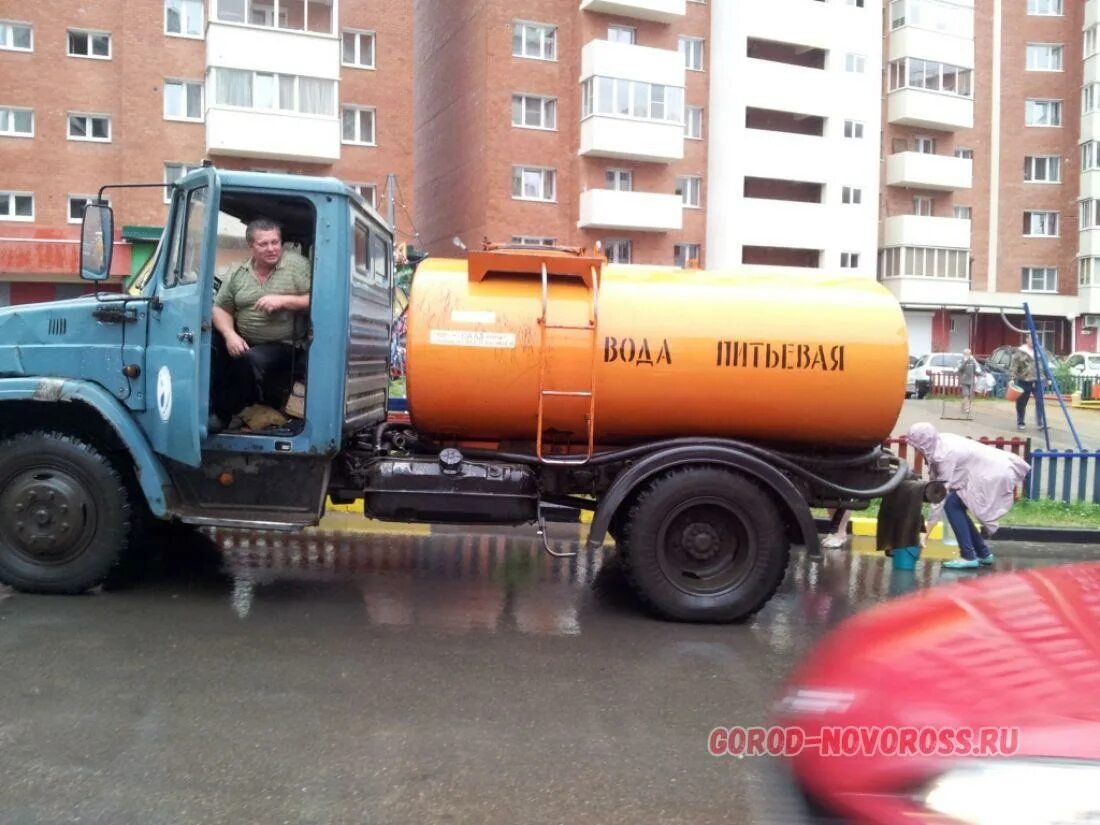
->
[80,202,114,282]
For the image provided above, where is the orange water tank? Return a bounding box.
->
[404,250,908,449]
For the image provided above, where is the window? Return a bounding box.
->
[954,147,973,159]
[889,0,973,36]
[674,243,701,268]
[685,106,703,139]
[0,106,33,137]
[512,236,556,247]
[605,240,632,264]
[1084,142,1100,172]
[0,20,32,51]
[847,0,865,6]
[842,186,862,205]
[1027,44,1063,71]
[676,175,702,207]
[1024,155,1061,182]
[1080,257,1100,287]
[679,36,704,71]
[580,77,685,125]
[342,30,376,68]
[1087,26,1098,58]
[608,25,635,44]
[68,195,109,224]
[1024,211,1059,237]
[1026,99,1062,126]
[164,80,203,120]
[840,252,860,269]
[67,30,111,58]
[512,165,556,201]
[606,169,632,191]
[164,162,202,202]
[915,136,936,154]
[0,191,33,221]
[214,0,334,34]
[512,94,557,130]
[1027,0,1062,14]
[1085,84,1100,114]
[954,206,972,220]
[213,68,335,115]
[843,120,864,139]
[1081,199,1100,230]
[1022,266,1057,292]
[342,106,376,145]
[844,53,866,73]
[68,113,110,142]
[879,246,970,280]
[888,58,972,97]
[913,196,933,215]
[352,183,377,208]
[512,21,556,60]
[165,186,209,288]
[165,0,203,36]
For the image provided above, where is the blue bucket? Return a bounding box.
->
[891,546,921,571]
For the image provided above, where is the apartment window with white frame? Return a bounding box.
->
[1084,142,1100,171]
[840,252,860,269]
[512,236,556,247]
[954,147,973,159]
[913,196,933,215]
[685,106,703,139]
[847,0,865,6]
[164,162,202,201]
[1025,99,1062,126]
[342,106,376,145]
[213,68,336,116]
[214,0,334,35]
[0,106,33,137]
[605,239,632,263]
[342,30,376,68]
[888,58,972,97]
[67,30,110,58]
[844,53,866,73]
[1084,84,1100,114]
[1087,26,1099,58]
[165,0,203,37]
[1023,211,1059,237]
[1080,257,1100,287]
[512,94,556,130]
[164,80,203,120]
[915,136,936,154]
[1026,43,1063,71]
[674,243,701,268]
[843,120,864,139]
[842,186,862,205]
[1024,155,1061,182]
[0,191,33,221]
[879,247,970,280]
[68,194,110,224]
[954,206,972,220]
[676,175,702,207]
[679,36,704,71]
[68,113,110,142]
[512,166,556,202]
[607,25,635,44]
[1022,266,1057,292]
[889,0,974,37]
[1081,199,1100,229]
[581,77,685,125]
[0,20,33,51]
[512,21,556,60]
[352,183,377,208]
[606,169,632,191]
[1027,0,1062,14]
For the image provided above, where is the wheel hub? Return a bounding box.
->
[1,472,87,563]
[682,522,722,561]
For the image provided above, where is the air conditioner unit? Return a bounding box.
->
[1084,314,1100,330]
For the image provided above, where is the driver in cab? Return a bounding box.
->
[208,217,311,432]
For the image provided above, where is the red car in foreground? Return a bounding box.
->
[772,563,1100,824]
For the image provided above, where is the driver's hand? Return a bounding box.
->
[227,333,250,358]
[254,294,283,313]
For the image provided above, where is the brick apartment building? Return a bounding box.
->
[0,0,413,305]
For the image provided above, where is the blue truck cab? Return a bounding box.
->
[0,167,392,593]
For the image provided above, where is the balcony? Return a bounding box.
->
[206,20,339,80]
[579,0,686,23]
[883,215,970,249]
[888,88,973,130]
[1087,53,1100,85]
[206,107,340,162]
[735,0,839,54]
[886,152,972,191]
[1082,286,1100,315]
[738,200,843,251]
[881,275,970,306]
[577,189,683,232]
[740,129,831,183]
[1080,228,1100,259]
[1082,171,1100,201]
[579,118,684,162]
[742,59,832,121]
[888,27,974,69]
[580,38,683,87]
[1088,0,1099,29]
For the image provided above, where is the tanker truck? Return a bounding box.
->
[0,167,910,622]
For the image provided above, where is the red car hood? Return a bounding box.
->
[778,563,1100,817]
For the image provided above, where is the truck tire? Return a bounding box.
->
[0,432,133,594]
[620,467,790,622]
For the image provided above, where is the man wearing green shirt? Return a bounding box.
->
[209,217,311,430]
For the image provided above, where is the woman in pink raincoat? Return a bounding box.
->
[906,422,1031,569]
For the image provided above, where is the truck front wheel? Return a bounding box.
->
[0,432,133,594]
[620,468,790,622]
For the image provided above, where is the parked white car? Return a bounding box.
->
[1066,351,1100,378]
[906,352,966,399]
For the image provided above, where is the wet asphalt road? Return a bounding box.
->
[0,526,1089,825]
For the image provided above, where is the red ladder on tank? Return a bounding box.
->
[535,260,600,465]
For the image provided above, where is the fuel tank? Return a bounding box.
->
[404,250,908,449]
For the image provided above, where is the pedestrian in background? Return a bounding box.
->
[957,348,980,415]
[1010,339,1038,431]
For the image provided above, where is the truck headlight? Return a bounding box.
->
[922,760,1100,825]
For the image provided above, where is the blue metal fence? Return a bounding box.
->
[1027,450,1100,504]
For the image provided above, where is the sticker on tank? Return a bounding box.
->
[430,329,517,349]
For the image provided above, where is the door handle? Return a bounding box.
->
[178,329,194,344]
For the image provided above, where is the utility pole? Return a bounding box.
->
[386,173,397,231]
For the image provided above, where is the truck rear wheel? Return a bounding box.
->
[620,467,790,622]
[0,432,133,594]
